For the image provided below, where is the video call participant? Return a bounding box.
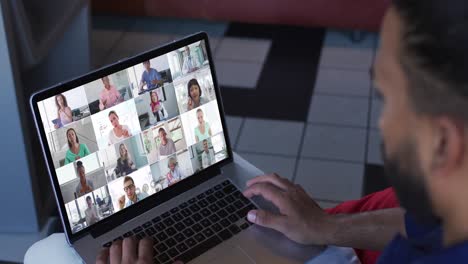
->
[108,111,132,145]
[187,79,209,111]
[201,139,213,169]
[54,94,73,129]
[149,90,168,123]
[118,176,148,210]
[84,196,100,226]
[139,60,163,91]
[115,143,136,177]
[166,157,185,186]
[75,161,94,198]
[182,46,198,74]
[99,76,123,111]
[158,127,176,156]
[64,128,90,165]
[194,109,212,142]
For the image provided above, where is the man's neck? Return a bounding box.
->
[443,209,468,247]
[130,195,137,202]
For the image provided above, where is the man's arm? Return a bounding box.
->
[243,174,405,251]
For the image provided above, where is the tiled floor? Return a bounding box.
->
[91,17,385,207]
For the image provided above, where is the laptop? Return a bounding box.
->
[30,32,321,263]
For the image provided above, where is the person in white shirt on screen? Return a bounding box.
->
[201,139,213,169]
[194,109,212,142]
[108,110,131,145]
[75,161,94,198]
[166,157,185,186]
[158,127,176,156]
[118,176,148,210]
[181,46,198,74]
[85,196,100,226]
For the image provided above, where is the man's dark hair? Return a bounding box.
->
[123,176,134,185]
[393,0,468,121]
[158,127,166,134]
[86,196,92,202]
[76,160,84,170]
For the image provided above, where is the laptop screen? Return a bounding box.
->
[36,39,229,234]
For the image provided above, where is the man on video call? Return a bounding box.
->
[140,60,164,91]
[97,0,468,263]
[118,176,148,210]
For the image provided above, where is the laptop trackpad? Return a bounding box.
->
[206,246,254,264]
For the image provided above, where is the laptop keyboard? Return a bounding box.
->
[102,180,257,264]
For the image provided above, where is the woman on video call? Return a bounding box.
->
[166,157,185,186]
[194,108,212,142]
[149,90,168,124]
[54,94,73,129]
[187,79,208,111]
[115,143,136,177]
[108,111,132,145]
[64,128,90,165]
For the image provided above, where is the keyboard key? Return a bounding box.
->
[162,211,171,218]
[206,195,216,203]
[163,218,175,227]
[214,191,225,199]
[155,243,168,253]
[222,180,230,186]
[209,214,220,223]
[201,219,211,227]
[177,242,188,253]
[175,233,186,243]
[229,224,241,234]
[156,232,168,241]
[113,236,123,242]
[226,205,236,213]
[152,216,161,224]
[218,229,232,241]
[185,237,197,247]
[175,236,222,263]
[133,226,143,233]
[225,195,235,203]
[212,223,222,232]
[168,248,179,258]
[202,228,214,237]
[200,209,211,217]
[145,227,157,236]
[205,189,214,195]
[223,185,236,194]
[123,231,133,238]
[194,233,206,242]
[179,202,188,209]
[236,204,257,218]
[214,184,223,190]
[170,207,179,214]
[220,219,230,228]
[143,221,152,228]
[232,190,242,198]
[192,213,202,222]
[183,218,194,226]
[240,223,249,229]
[181,208,192,217]
[173,213,183,222]
[208,204,220,212]
[183,228,195,237]
[228,214,239,223]
[189,204,201,212]
[103,242,112,248]
[197,193,206,200]
[192,223,203,232]
[166,227,177,236]
[157,252,170,263]
[154,222,166,232]
[188,198,197,204]
[137,232,146,239]
[197,199,209,208]
[175,222,186,231]
[234,200,244,209]
[216,200,228,208]
[166,238,177,248]
[217,209,228,218]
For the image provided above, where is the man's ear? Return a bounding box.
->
[431,117,466,174]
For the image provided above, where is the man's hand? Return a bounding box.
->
[118,195,126,210]
[243,173,336,245]
[96,237,153,264]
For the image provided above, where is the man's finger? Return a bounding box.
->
[247,209,287,233]
[95,248,109,264]
[243,183,290,212]
[122,237,138,263]
[138,237,154,263]
[110,240,123,264]
[246,174,292,191]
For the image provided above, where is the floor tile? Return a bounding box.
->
[370,99,382,129]
[308,95,369,127]
[295,159,364,201]
[367,129,383,165]
[301,124,367,162]
[319,47,374,70]
[237,152,296,180]
[323,30,377,49]
[237,118,304,156]
[225,115,244,147]
[215,37,272,63]
[216,60,263,89]
[314,68,371,97]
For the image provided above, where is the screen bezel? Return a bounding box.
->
[30,32,234,243]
